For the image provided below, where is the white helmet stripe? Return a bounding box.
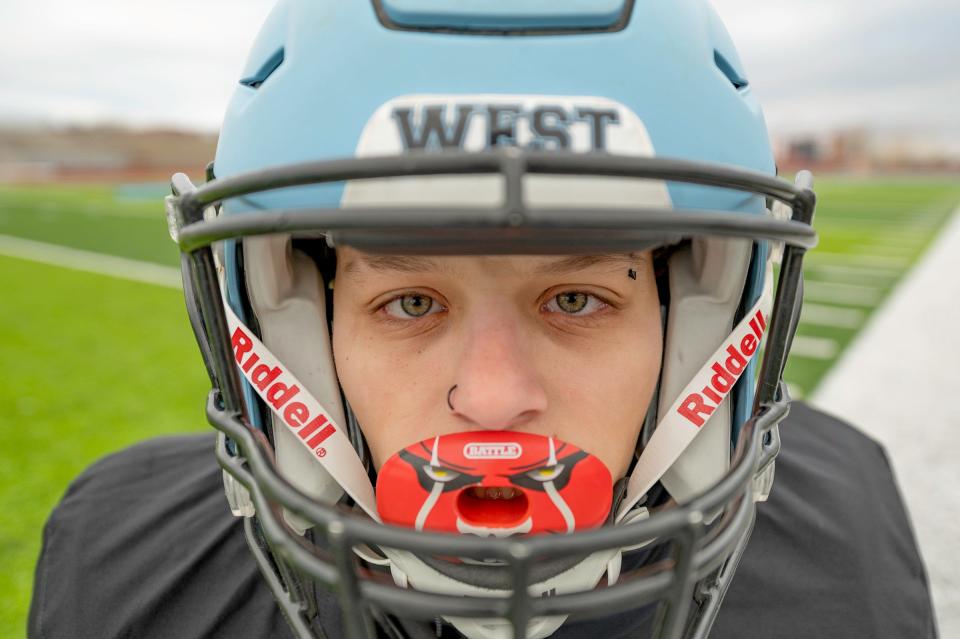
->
[616,268,774,521]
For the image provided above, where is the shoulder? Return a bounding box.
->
[29,433,290,639]
[712,402,937,639]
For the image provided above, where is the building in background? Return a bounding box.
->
[775,129,960,175]
[0,126,216,183]
[2,125,958,184]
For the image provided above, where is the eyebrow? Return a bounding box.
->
[341,254,442,275]
[531,253,642,275]
[341,252,643,276]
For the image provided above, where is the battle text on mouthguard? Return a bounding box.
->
[376,432,613,536]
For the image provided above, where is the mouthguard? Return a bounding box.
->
[376,431,613,535]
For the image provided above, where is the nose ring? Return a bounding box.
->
[447,385,458,411]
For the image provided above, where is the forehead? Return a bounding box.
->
[338,250,642,278]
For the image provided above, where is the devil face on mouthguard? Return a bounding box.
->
[376,432,613,536]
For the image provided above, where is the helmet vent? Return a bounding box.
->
[240,47,285,89]
[372,0,634,35]
[713,50,749,90]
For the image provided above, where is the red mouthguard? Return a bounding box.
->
[376,432,613,536]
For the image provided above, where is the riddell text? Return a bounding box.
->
[231,327,336,450]
[676,309,766,428]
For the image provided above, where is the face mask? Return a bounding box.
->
[377,431,613,536]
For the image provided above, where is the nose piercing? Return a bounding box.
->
[447,385,458,411]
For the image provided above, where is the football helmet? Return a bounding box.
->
[165,1,817,638]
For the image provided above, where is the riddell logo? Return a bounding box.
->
[677,309,767,428]
[230,327,337,451]
[464,443,523,459]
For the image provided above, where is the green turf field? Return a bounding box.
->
[782,178,960,396]
[0,177,959,637]
[0,185,206,637]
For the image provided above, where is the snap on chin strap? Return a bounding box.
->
[616,271,773,521]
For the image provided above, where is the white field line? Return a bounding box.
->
[78,204,156,219]
[27,200,157,219]
[813,205,960,638]
[0,234,181,289]
[799,303,865,330]
[804,262,901,282]
[810,251,910,269]
[850,243,918,258]
[849,233,931,247]
[814,222,931,240]
[803,280,884,306]
[788,335,839,360]
[814,213,942,229]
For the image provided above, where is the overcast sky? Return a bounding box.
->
[1,0,958,152]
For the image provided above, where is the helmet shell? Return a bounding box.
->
[216,0,774,214]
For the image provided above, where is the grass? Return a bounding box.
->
[0,176,958,636]
[781,177,960,395]
[0,184,179,266]
[0,184,206,637]
[0,257,207,637]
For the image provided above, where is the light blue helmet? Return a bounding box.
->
[167,1,816,637]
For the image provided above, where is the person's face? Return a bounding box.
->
[332,249,663,480]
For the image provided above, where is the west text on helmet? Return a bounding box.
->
[677,309,767,428]
[392,104,620,152]
[230,327,337,451]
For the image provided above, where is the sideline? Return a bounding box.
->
[0,234,181,289]
[813,205,960,637]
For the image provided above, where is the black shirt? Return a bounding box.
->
[29,403,937,638]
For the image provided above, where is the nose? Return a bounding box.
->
[449,312,547,430]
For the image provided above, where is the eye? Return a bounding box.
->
[424,465,461,483]
[526,465,565,482]
[556,292,587,313]
[384,293,441,319]
[543,292,605,315]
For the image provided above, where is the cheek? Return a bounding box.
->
[332,322,390,469]
[332,306,447,471]
[605,327,662,476]
[333,301,387,464]
[546,303,662,479]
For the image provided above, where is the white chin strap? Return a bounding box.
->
[222,301,379,520]
[220,266,771,639]
[618,267,772,520]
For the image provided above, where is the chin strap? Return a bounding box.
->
[222,302,380,520]
[616,267,773,521]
